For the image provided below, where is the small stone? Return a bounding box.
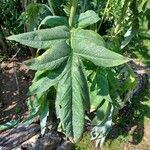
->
[8,68,15,74]
[7,62,14,68]
[1,62,7,69]
[34,132,62,150]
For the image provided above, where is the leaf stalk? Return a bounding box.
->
[47,0,55,16]
[69,0,78,28]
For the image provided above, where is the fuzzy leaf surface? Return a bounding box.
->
[29,64,68,95]
[7,22,130,143]
[56,57,89,142]
[25,41,71,70]
[72,29,129,67]
[7,26,69,49]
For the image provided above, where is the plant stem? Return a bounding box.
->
[47,0,55,16]
[82,0,87,12]
[69,0,78,28]
[97,0,111,32]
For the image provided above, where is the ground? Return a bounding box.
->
[0,59,33,125]
[0,59,150,150]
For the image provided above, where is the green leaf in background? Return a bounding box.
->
[92,100,112,126]
[20,3,52,31]
[107,70,124,108]
[121,27,134,49]
[26,92,50,132]
[39,16,68,28]
[89,69,112,112]
[74,10,100,28]
[7,26,69,49]
[24,95,41,126]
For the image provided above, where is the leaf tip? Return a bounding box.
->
[6,35,12,41]
[6,35,18,42]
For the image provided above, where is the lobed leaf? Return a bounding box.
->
[6,14,131,144]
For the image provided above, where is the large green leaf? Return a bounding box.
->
[56,56,90,142]
[72,29,129,67]
[29,71,60,96]
[72,28,105,47]
[7,26,69,49]
[74,10,100,28]
[24,41,71,70]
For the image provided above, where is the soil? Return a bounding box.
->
[0,58,34,124]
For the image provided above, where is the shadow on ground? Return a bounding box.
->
[0,60,33,124]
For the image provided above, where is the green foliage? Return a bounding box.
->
[20,3,52,31]
[7,0,148,148]
[0,0,24,56]
[0,0,23,35]
[0,119,20,132]
[96,0,150,65]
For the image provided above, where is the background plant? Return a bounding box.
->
[0,0,23,56]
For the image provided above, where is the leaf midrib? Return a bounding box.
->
[74,52,125,61]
